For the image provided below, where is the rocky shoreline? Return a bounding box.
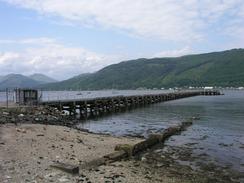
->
[0,106,81,127]
[1,106,243,183]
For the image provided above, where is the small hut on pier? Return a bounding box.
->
[15,89,39,105]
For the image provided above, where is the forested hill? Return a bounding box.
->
[43,49,244,90]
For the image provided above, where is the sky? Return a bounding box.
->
[0,0,244,80]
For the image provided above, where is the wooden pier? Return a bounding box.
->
[40,90,221,119]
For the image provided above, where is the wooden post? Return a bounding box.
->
[73,101,77,116]
[84,102,87,119]
[78,104,82,119]
[6,88,8,108]
[59,101,62,111]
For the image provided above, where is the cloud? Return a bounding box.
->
[0,38,118,79]
[0,52,20,64]
[4,0,244,43]
[153,46,192,58]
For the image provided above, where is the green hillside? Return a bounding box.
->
[43,49,244,90]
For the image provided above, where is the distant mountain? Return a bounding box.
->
[29,73,57,84]
[43,48,244,90]
[0,74,41,90]
[0,73,57,90]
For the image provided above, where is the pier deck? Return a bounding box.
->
[40,90,221,119]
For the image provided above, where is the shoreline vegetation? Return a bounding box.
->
[0,106,243,182]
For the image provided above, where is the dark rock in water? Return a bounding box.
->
[191,116,200,120]
[199,135,208,140]
[185,142,198,146]
[218,143,229,147]
[181,121,193,127]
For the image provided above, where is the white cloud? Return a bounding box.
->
[4,0,244,43]
[153,46,192,58]
[0,52,20,64]
[0,38,118,79]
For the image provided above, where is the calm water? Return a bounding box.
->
[78,90,244,172]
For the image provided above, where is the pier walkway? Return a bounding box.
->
[40,90,221,119]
